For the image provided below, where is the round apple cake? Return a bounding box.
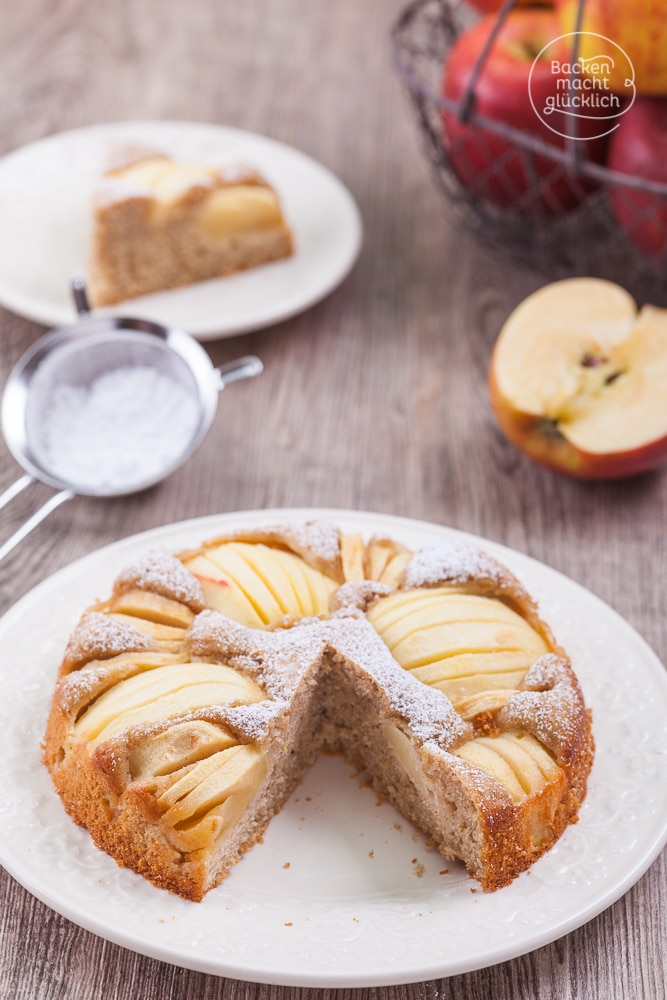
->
[43,520,593,900]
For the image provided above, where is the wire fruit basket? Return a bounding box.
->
[391,0,667,303]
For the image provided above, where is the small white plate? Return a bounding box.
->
[0,122,362,339]
[0,509,665,986]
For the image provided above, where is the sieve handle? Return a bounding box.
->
[0,485,74,563]
[71,277,91,316]
[0,473,34,512]
[214,355,264,390]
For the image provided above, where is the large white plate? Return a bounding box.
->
[0,122,362,339]
[0,509,665,986]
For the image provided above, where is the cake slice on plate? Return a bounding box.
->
[88,149,293,306]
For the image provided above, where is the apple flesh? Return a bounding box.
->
[442,11,605,215]
[488,278,667,479]
[608,97,667,259]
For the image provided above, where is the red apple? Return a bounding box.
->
[557,0,667,96]
[608,97,667,258]
[488,278,667,479]
[442,11,607,215]
[467,0,553,13]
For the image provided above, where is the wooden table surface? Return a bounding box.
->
[0,1,665,997]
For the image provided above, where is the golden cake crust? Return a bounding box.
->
[43,521,593,901]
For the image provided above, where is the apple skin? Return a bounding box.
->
[557,0,667,96]
[467,0,553,13]
[607,97,667,259]
[442,11,606,215]
[488,365,667,479]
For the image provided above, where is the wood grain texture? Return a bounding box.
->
[0,0,665,997]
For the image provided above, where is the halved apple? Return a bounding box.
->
[489,278,667,479]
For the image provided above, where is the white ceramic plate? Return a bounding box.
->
[0,122,362,339]
[0,509,665,987]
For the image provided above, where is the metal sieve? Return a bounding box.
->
[0,280,263,561]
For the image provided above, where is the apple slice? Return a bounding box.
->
[128,720,239,780]
[107,612,186,652]
[489,278,667,478]
[341,533,365,582]
[366,587,469,632]
[364,537,403,582]
[379,552,413,588]
[381,722,431,797]
[76,661,264,746]
[235,542,337,618]
[389,620,547,670]
[183,553,264,627]
[162,745,268,851]
[229,543,303,618]
[159,744,264,815]
[369,588,548,708]
[436,671,530,703]
[201,542,337,621]
[453,689,513,721]
[371,592,538,651]
[454,732,559,801]
[203,545,284,624]
[454,738,526,801]
[172,786,261,853]
[267,548,336,617]
[412,649,535,684]
[108,588,195,628]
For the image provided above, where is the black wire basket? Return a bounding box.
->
[391,0,667,303]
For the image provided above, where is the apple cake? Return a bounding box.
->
[88,149,293,307]
[43,521,593,901]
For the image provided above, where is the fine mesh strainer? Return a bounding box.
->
[0,280,263,561]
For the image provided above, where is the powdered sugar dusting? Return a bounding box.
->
[34,366,200,493]
[188,609,328,702]
[189,610,470,750]
[95,176,156,205]
[498,654,588,763]
[323,617,472,750]
[221,698,290,743]
[115,551,205,610]
[284,519,341,566]
[330,581,392,613]
[404,538,508,589]
[63,611,158,670]
[258,519,343,579]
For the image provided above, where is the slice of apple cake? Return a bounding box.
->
[88,149,293,306]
